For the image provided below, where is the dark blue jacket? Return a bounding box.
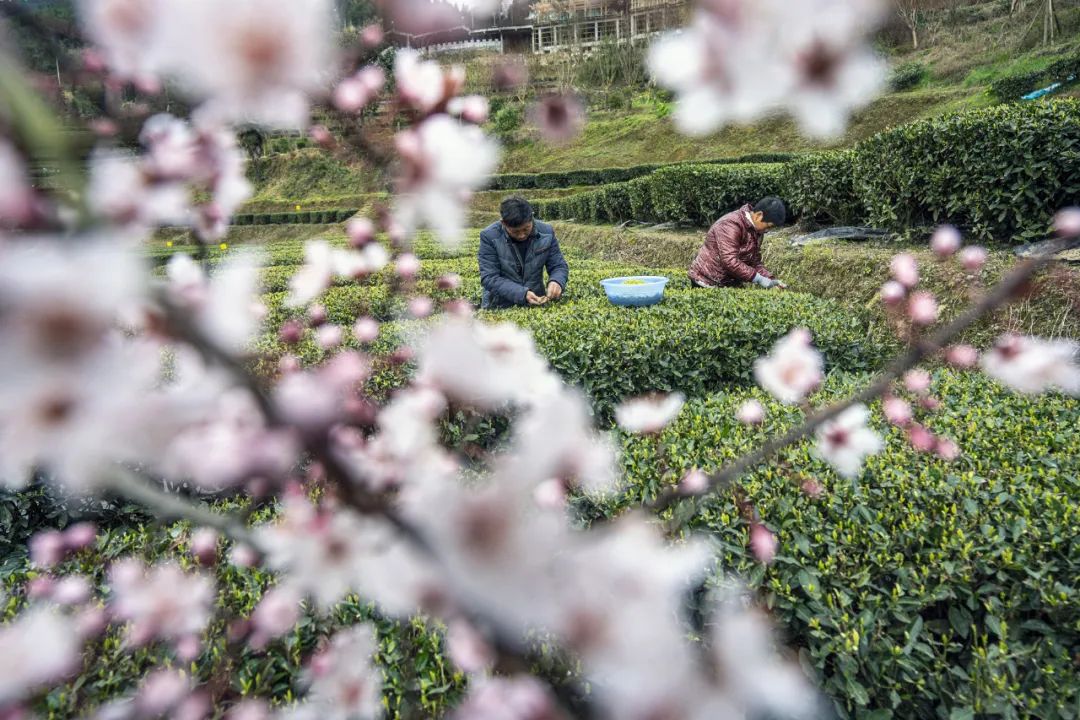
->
[478,220,569,309]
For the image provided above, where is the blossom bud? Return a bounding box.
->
[749,523,778,564]
[353,316,380,343]
[346,217,376,248]
[533,479,567,510]
[437,273,462,291]
[880,280,906,307]
[309,125,335,150]
[408,296,434,318]
[801,478,824,498]
[189,528,219,566]
[906,424,936,452]
[882,396,912,427]
[679,469,709,494]
[315,324,343,350]
[63,522,98,552]
[278,320,304,345]
[930,225,961,258]
[307,304,327,327]
[395,253,421,280]
[735,399,765,425]
[52,576,92,606]
[30,530,66,568]
[1054,207,1080,237]
[889,253,919,288]
[958,246,987,273]
[360,23,384,47]
[907,291,939,326]
[903,369,931,395]
[278,354,301,375]
[934,438,960,461]
[944,344,978,369]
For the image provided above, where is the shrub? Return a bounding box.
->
[491,103,524,139]
[889,62,927,92]
[615,370,1080,719]
[537,163,785,225]
[781,151,864,227]
[483,290,890,418]
[485,154,797,192]
[852,99,1080,241]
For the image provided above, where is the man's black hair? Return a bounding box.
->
[500,195,534,228]
[753,196,787,226]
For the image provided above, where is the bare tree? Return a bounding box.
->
[895,0,922,49]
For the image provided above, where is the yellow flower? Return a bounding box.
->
[166,240,173,248]
[296,204,302,211]
[219,243,228,251]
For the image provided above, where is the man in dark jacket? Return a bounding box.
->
[689,197,788,290]
[479,196,570,309]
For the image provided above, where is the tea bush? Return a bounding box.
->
[614,370,1080,719]
[486,153,796,192]
[780,151,864,227]
[487,290,892,418]
[852,100,1080,241]
[535,163,785,226]
[889,62,927,92]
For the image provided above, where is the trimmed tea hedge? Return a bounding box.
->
[616,370,1080,719]
[486,153,796,191]
[852,100,1080,241]
[232,209,357,226]
[487,290,891,418]
[781,151,864,227]
[990,52,1080,101]
[535,163,786,226]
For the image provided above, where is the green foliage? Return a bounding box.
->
[575,42,649,90]
[483,290,891,419]
[535,163,785,225]
[614,370,1080,719]
[781,151,864,227]
[990,52,1080,101]
[491,103,525,140]
[852,100,1080,241]
[487,153,796,192]
[890,62,928,92]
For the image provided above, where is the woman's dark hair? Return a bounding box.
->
[753,196,787,226]
[500,195,534,227]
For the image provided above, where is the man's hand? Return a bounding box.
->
[752,273,779,289]
[775,280,788,290]
[526,290,548,306]
[546,281,563,300]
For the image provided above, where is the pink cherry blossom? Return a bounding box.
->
[190,528,219,565]
[52,576,92,606]
[452,676,559,720]
[615,393,685,435]
[907,291,939,326]
[316,324,344,350]
[396,253,421,280]
[437,273,462,291]
[532,478,568,510]
[408,296,435,319]
[63,522,98,551]
[879,280,906,307]
[679,469,710,495]
[958,246,988,273]
[393,114,500,247]
[135,669,192,717]
[944,344,978,369]
[981,334,1080,396]
[753,328,823,404]
[882,396,912,427]
[749,523,778,564]
[304,627,382,717]
[353,317,380,344]
[446,619,494,673]
[903,369,932,395]
[146,0,337,129]
[395,49,460,115]
[735,398,766,425]
[250,585,302,648]
[800,478,824,498]
[346,217,376,248]
[30,530,66,568]
[935,438,960,461]
[814,404,883,478]
[889,253,919,288]
[108,559,215,647]
[1054,207,1080,237]
[906,423,936,453]
[528,93,586,144]
[930,225,961,258]
[0,608,81,704]
[448,95,491,125]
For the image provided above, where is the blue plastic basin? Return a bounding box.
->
[600,276,670,307]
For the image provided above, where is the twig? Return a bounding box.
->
[654,239,1077,528]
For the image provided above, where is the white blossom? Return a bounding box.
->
[109,559,215,647]
[814,404,883,478]
[981,334,1080,396]
[753,329,823,404]
[615,393,685,434]
[0,608,81,704]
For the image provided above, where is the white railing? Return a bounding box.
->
[420,38,504,56]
